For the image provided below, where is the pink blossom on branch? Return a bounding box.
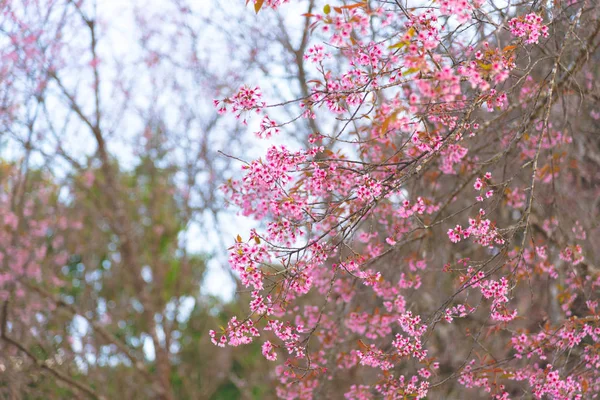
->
[213,2,599,399]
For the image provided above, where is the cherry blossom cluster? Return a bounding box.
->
[304,44,329,64]
[447,208,504,247]
[214,85,266,123]
[0,169,81,321]
[438,0,482,23]
[256,115,280,138]
[560,244,585,266]
[476,275,517,322]
[209,317,260,347]
[508,13,550,44]
[213,3,596,399]
[457,42,515,91]
[251,0,290,11]
[444,303,475,323]
[473,171,494,202]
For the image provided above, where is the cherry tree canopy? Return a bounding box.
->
[213,0,600,399]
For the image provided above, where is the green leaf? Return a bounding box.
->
[402,67,420,76]
[388,41,408,50]
[323,4,331,14]
[477,60,492,70]
[165,260,180,289]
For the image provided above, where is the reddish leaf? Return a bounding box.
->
[254,0,264,14]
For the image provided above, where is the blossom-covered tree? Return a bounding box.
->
[214,0,600,398]
[2,0,600,398]
[0,0,286,398]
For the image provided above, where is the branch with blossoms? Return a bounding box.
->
[212,1,600,398]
